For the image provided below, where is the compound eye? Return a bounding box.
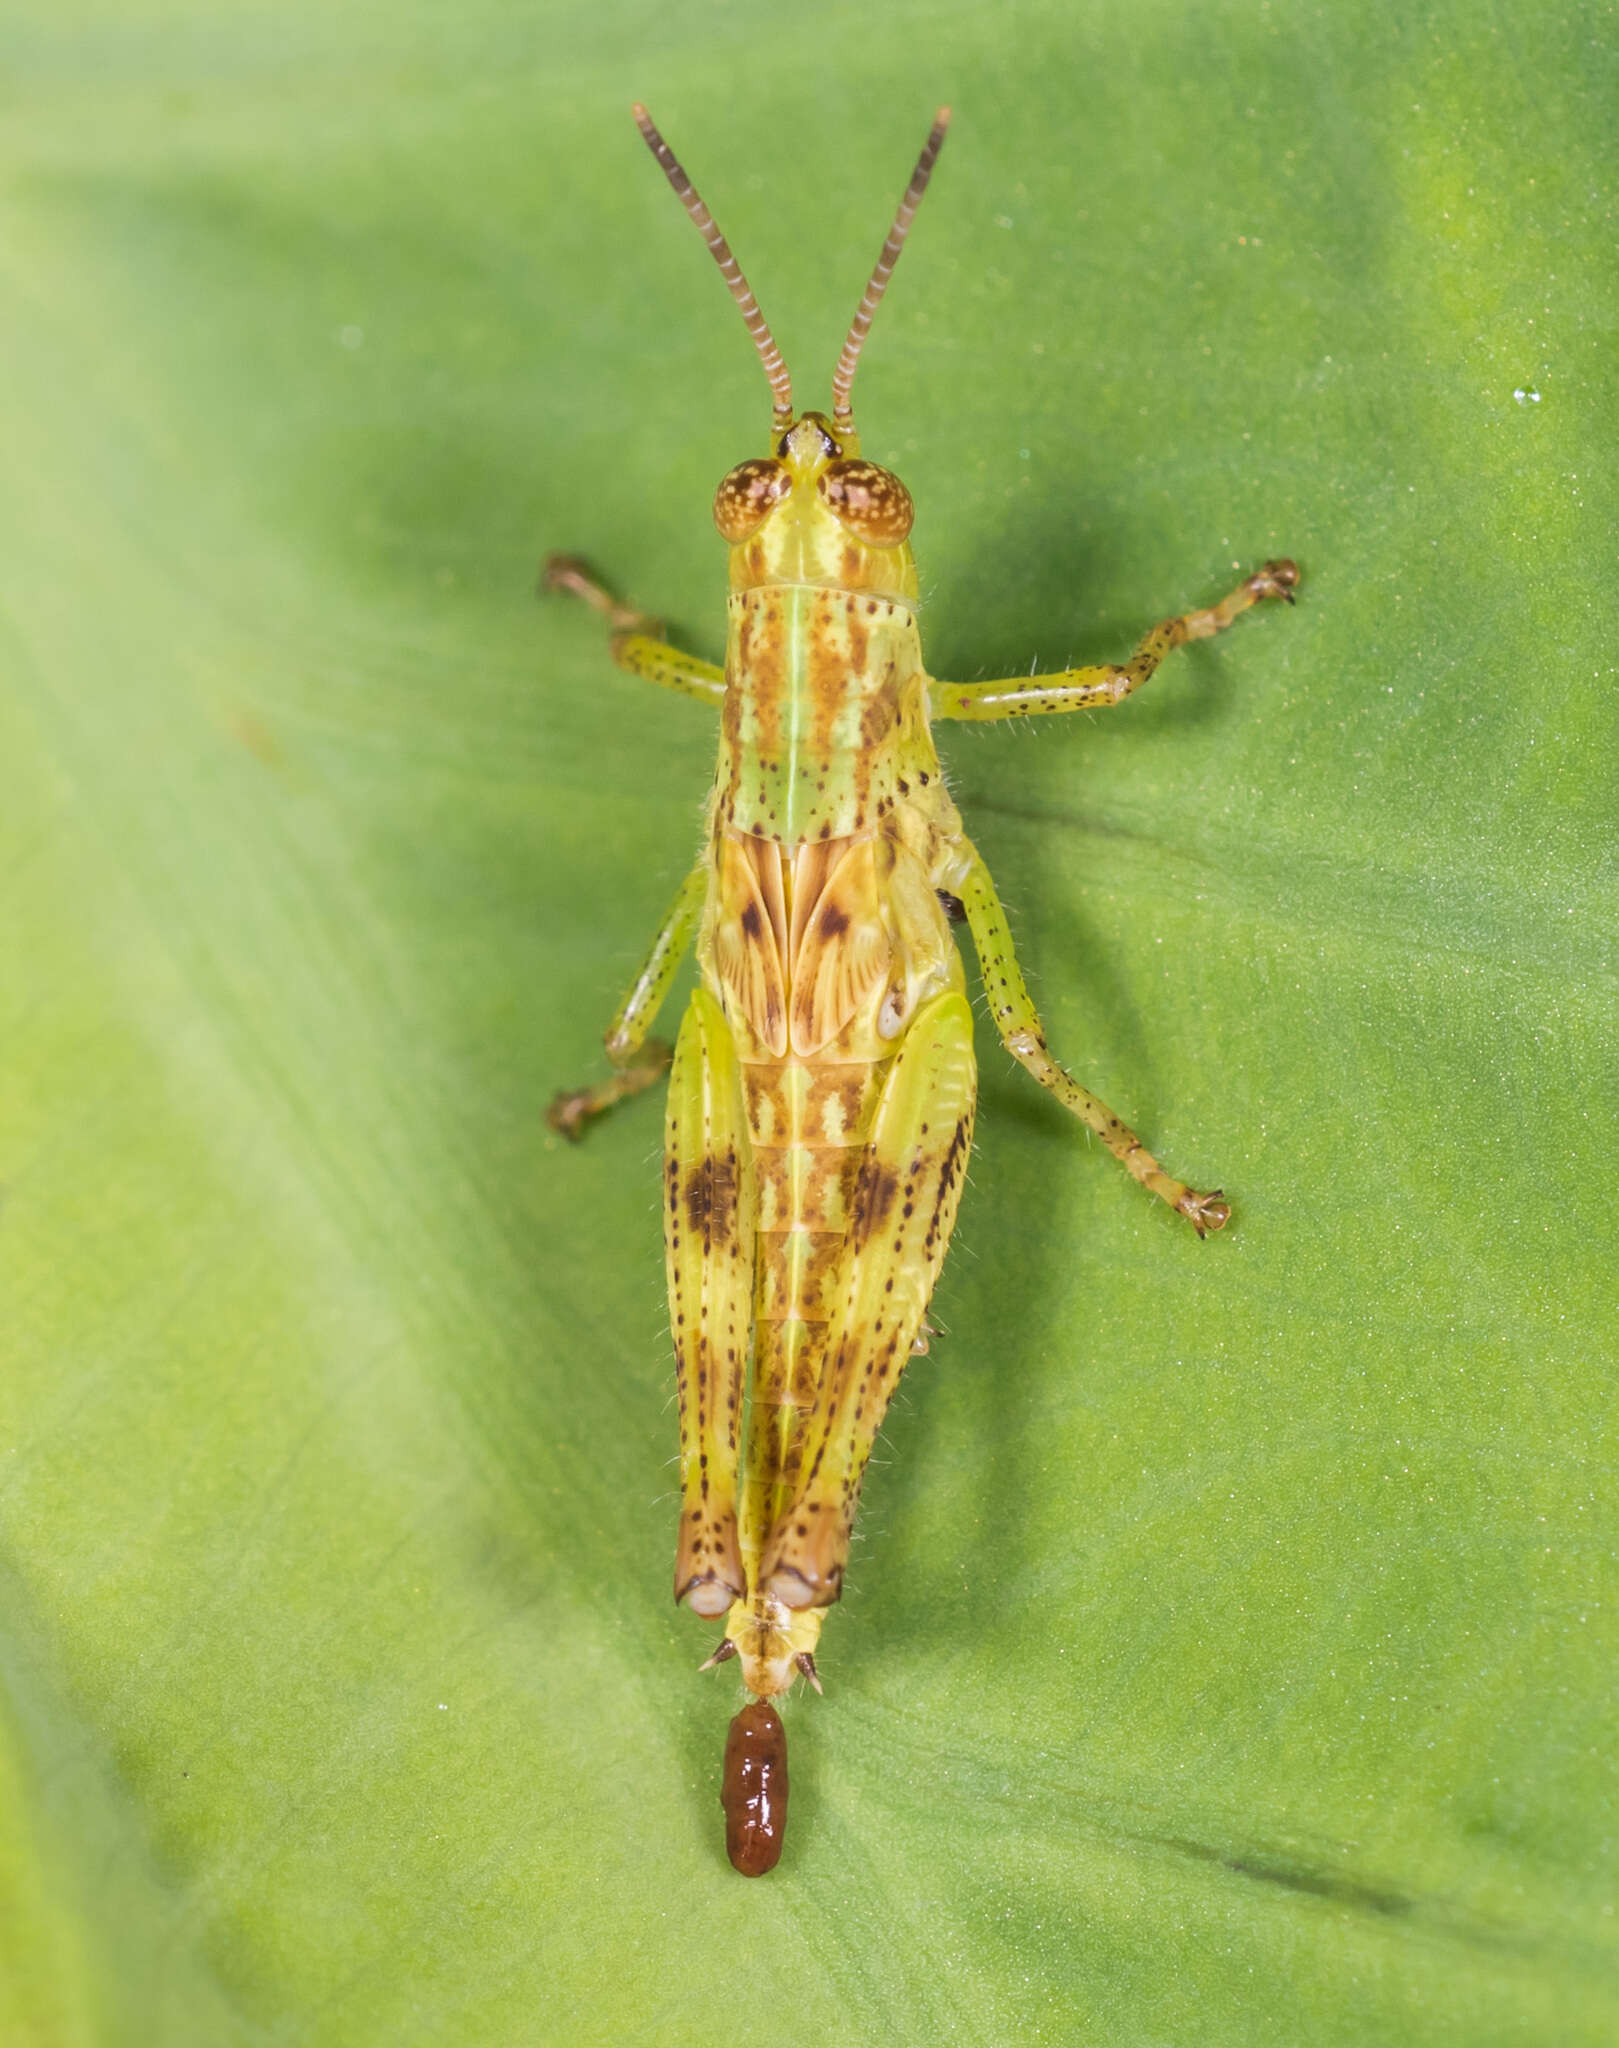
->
[817,459,914,547]
[713,458,792,542]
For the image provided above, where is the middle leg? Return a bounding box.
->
[547,862,708,1139]
[955,844,1229,1236]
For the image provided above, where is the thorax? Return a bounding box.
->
[716,583,926,846]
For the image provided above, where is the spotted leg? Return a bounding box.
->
[543,554,727,707]
[930,560,1297,721]
[954,846,1229,1236]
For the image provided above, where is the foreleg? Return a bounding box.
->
[931,560,1297,721]
[543,554,727,708]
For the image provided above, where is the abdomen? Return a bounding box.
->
[738,1041,893,1566]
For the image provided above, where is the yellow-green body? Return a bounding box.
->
[552,405,1295,1700]
[546,105,1298,1837]
[672,415,977,1693]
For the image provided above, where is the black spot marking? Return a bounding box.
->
[923,1114,973,1257]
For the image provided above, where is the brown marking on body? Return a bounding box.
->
[749,833,789,952]
[799,1231,851,1322]
[859,663,900,750]
[752,1229,848,1325]
[788,837,890,1056]
[788,838,840,963]
[749,1144,793,1233]
[745,595,786,764]
[853,1160,901,1242]
[719,656,745,809]
[751,1232,793,1321]
[741,1069,779,1143]
[799,1145,855,1229]
[684,1148,738,1246]
[807,593,851,761]
[713,833,789,1055]
[813,1065,876,1144]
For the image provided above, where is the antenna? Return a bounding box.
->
[632,104,795,433]
[830,108,951,434]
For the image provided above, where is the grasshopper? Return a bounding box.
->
[547,105,1298,1874]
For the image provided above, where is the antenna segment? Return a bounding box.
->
[632,104,795,433]
[830,108,951,433]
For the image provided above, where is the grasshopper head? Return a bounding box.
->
[712,411,919,601]
[631,103,948,606]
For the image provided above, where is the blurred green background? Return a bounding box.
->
[3,2,1616,2041]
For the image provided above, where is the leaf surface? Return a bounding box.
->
[3,3,1616,2041]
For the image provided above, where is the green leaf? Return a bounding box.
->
[4,2,1616,2041]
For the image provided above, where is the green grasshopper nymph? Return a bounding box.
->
[547,105,1298,1874]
